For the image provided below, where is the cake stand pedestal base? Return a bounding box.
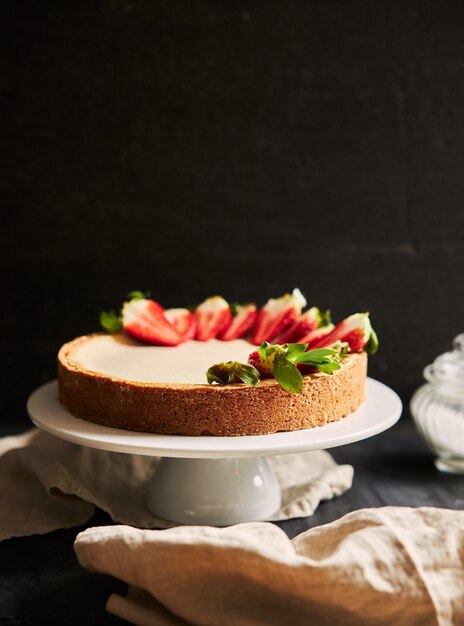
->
[147,456,281,525]
[27,379,402,527]
[434,457,464,474]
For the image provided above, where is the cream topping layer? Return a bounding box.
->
[69,334,255,384]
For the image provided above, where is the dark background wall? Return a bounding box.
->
[2,1,463,422]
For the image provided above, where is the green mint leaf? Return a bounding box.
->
[258,342,270,360]
[272,355,303,394]
[365,328,379,354]
[294,346,345,375]
[295,348,337,365]
[315,362,341,374]
[99,310,123,333]
[286,343,308,362]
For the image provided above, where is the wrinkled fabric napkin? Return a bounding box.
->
[75,507,464,626]
[0,429,353,541]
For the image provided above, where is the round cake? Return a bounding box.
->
[57,333,367,436]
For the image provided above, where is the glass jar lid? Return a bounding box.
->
[424,334,464,390]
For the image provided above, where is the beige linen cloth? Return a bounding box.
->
[75,507,464,626]
[0,428,353,541]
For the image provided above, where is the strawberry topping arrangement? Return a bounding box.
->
[297,323,335,347]
[193,296,232,341]
[277,306,331,344]
[309,312,378,354]
[218,303,257,341]
[122,298,183,347]
[209,341,349,394]
[251,288,307,345]
[164,308,196,342]
[100,288,378,394]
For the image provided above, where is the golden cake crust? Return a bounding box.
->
[57,334,367,436]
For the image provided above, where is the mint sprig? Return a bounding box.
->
[206,362,261,386]
[205,342,347,394]
[259,341,348,394]
[273,354,304,393]
[285,343,307,362]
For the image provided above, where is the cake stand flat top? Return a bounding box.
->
[27,378,402,459]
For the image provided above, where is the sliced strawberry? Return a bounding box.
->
[164,308,196,341]
[310,312,378,354]
[219,303,257,341]
[298,323,335,347]
[277,307,331,343]
[122,298,183,346]
[251,288,307,345]
[194,296,233,341]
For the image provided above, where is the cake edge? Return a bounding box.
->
[58,334,367,436]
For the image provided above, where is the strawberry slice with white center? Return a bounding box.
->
[219,303,257,341]
[251,288,307,345]
[277,307,331,343]
[297,323,335,347]
[194,296,233,341]
[164,308,196,341]
[122,298,183,346]
[310,312,379,354]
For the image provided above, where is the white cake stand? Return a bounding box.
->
[27,378,402,526]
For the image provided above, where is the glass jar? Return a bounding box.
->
[410,334,464,473]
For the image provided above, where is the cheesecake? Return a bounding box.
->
[57,333,367,436]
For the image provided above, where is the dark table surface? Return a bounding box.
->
[1,416,464,625]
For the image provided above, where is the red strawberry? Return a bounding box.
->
[249,341,347,383]
[247,349,276,376]
[122,298,183,346]
[310,313,379,354]
[219,303,257,341]
[277,307,331,343]
[252,288,307,345]
[194,296,233,341]
[164,308,196,341]
[298,323,335,347]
